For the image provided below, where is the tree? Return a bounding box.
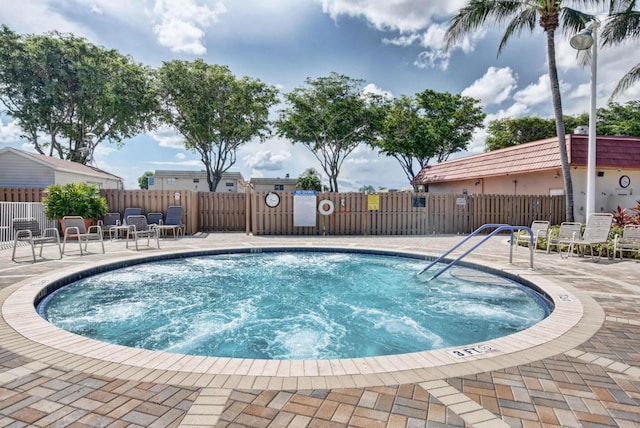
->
[296,168,323,191]
[376,91,484,187]
[601,1,640,98]
[0,25,159,164]
[158,60,278,191]
[276,72,385,192]
[485,114,590,151]
[597,100,640,135]
[359,185,376,194]
[138,171,154,189]
[444,1,602,222]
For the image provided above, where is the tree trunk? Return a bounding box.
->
[546,30,574,222]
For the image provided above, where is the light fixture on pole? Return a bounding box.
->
[570,21,599,219]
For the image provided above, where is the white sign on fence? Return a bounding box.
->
[293,190,317,227]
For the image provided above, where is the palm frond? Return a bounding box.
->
[498,8,537,54]
[611,63,640,99]
[560,8,598,38]
[601,10,640,45]
[444,0,523,51]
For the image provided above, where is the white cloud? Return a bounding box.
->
[175,153,186,160]
[0,119,23,144]
[148,126,185,149]
[244,150,291,171]
[414,49,450,70]
[151,0,226,54]
[462,67,517,106]
[362,83,393,100]
[318,0,466,33]
[513,74,571,106]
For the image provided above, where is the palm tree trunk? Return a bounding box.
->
[546,30,575,222]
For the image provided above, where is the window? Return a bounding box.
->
[168,178,176,184]
[148,177,155,186]
[274,184,284,191]
[193,178,199,183]
[225,182,234,187]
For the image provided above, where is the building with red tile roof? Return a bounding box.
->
[413,134,640,222]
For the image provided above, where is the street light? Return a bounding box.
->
[570,21,599,219]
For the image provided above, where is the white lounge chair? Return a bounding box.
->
[546,222,583,254]
[613,224,640,260]
[558,213,613,262]
[515,220,550,252]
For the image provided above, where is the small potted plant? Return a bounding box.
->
[43,183,109,226]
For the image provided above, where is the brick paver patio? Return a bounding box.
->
[1,233,638,427]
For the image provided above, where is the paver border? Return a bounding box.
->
[1,244,605,389]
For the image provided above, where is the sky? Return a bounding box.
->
[1,0,639,191]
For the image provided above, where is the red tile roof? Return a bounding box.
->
[413,135,640,184]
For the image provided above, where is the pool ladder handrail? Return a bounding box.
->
[417,223,534,281]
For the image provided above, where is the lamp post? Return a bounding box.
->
[570,21,599,219]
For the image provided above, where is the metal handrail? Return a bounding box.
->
[418,224,534,281]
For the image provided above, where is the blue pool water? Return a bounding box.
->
[38,250,551,360]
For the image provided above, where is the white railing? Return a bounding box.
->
[0,202,57,250]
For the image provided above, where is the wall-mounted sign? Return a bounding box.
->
[293,190,317,227]
[367,194,380,211]
[456,197,466,206]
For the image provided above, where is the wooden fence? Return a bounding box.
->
[0,188,565,236]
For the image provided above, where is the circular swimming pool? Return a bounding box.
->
[37,249,552,360]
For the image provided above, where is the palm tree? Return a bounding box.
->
[601,0,640,98]
[444,0,603,222]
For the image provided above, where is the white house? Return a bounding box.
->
[0,147,123,189]
[249,175,298,192]
[149,170,246,192]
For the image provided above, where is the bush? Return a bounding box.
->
[43,183,109,220]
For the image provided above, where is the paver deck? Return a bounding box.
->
[1,233,638,427]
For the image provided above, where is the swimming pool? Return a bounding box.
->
[37,248,552,360]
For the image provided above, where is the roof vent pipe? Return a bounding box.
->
[574,125,588,135]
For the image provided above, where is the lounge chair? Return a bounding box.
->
[122,208,142,225]
[546,222,583,254]
[126,215,160,250]
[97,212,121,240]
[613,224,640,260]
[61,216,105,256]
[146,212,163,227]
[558,213,613,262]
[515,220,550,252]
[11,218,62,262]
[156,205,184,239]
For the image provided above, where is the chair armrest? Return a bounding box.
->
[15,230,34,239]
[88,225,102,234]
[44,227,60,238]
[64,226,81,236]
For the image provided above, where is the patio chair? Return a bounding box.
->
[97,212,121,240]
[11,218,62,263]
[156,205,184,239]
[546,222,583,254]
[515,220,550,252]
[146,212,163,227]
[126,215,160,250]
[558,213,613,262]
[122,208,142,225]
[613,224,640,260]
[61,216,105,256]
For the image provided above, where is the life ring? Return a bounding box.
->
[318,199,335,216]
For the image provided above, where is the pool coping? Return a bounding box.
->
[1,243,604,390]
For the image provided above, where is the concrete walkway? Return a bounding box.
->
[1,233,639,427]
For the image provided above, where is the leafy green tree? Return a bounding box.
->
[158,60,278,191]
[376,91,485,187]
[0,25,159,164]
[296,168,323,191]
[444,1,601,222]
[601,1,640,98]
[275,72,385,192]
[138,171,154,189]
[485,114,589,151]
[597,100,640,135]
